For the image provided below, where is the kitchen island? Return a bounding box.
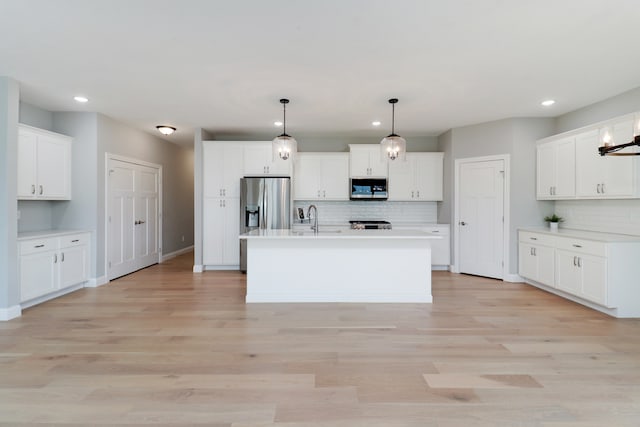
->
[239,229,441,303]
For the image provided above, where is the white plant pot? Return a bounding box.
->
[549,222,559,232]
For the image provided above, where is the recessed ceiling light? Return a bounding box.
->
[372,121,381,126]
[74,96,89,103]
[274,121,283,127]
[156,125,176,135]
[541,99,555,107]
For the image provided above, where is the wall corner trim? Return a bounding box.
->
[193,265,204,273]
[85,276,109,288]
[161,246,194,263]
[503,274,524,283]
[0,305,22,321]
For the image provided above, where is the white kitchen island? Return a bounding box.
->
[239,229,441,303]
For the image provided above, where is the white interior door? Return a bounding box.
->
[458,159,504,279]
[108,158,160,280]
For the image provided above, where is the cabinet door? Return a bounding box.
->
[37,134,71,199]
[388,156,413,201]
[536,245,555,287]
[349,146,372,177]
[555,250,581,295]
[293,154,322,200]
[203,198,225,265]
[429,230,450,265]
[243,144,271,175]
[575,130,603,197]
[537,142,556,199]
[222,198,240,265]
[580,255,608,306]
[203,142,244,198]
[17,128,37,198]
[321,154,349,200]
[554,138,576,198]
[368,146,388,177]
[59,245,89,289]
[414,153,444,201]
[519,243,537,281]
[20,251,57,302]
[600,118,635,197]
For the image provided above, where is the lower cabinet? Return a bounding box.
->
[203,197,240,266]
[422,225,450,267]
[518,229,640,317]
[19,232,90,304]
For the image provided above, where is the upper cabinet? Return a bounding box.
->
[243,142,292,176]
[203,141,244,198]
[349,144,388,177]
[294,153,349,200]
[388,153,444,201]
[536,113,640,200]
[18,124,72,200]
[536,137,575,199]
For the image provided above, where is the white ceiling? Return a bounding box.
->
[1,0,640,147]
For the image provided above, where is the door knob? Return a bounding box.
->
[459,221,467,226]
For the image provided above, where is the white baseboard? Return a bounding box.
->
[85,275,109,288]
[161,245,194,263]
[0,305,22,321]
[504,273,524,283]
[193,264,204,273]
[205,265,240,271]
[432,265,450,271]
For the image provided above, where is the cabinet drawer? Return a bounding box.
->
[19,238,58,255]
[519,231,556,246]
[59,233,89,248]
[422,225,450,236]
[555,237,606,257]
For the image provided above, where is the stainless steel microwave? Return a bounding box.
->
[350,178,388,200]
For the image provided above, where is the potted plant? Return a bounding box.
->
[544,214,563,232]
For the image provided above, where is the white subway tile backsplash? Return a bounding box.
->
[293,200,438,225]
[555,200,640,236]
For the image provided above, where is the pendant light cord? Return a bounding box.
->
[283,102,287,135]
[391,102,395,135]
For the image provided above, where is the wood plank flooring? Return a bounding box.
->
[1,253,639,426]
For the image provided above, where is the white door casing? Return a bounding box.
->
[107,155,162,281]
[454,155,509,280]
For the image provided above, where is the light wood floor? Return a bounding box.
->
[2,253,640,426]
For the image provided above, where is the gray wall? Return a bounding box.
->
[19,101,53,130]
[437,117,555,274]
[97,114,194,277]
[556,86,640,133]
[0,77,20,313]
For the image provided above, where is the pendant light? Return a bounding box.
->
[272,98,297,161]
[380,98,406,161]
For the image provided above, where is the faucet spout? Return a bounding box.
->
[307,204,318,233]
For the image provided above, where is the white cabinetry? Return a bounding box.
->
[18,124,72,200]
[294,153,349,200]
[389,153,444,201]
[203,198,240,266]
[19,232,90,305]
[518,229,640,318]
[202,141,243,267]
[243,142,292,176]
[518,231,555,287]
[536,137,575,199]
[536,112,640,200]
[349,144,388,177]
[422,224,450,267]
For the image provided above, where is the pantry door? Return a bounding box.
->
[107,156,162,280]
[455,156,508,280]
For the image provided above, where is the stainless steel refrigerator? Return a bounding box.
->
[240,176,291,272]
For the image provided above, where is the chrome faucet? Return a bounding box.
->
[307,204,318,233]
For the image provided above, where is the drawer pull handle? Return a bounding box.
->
[71,239,79,242]
[34,244,45,248]
[432,230,439,233]
[530,237,537,240]
[572,244,582,248]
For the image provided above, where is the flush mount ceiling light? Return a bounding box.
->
[272,98,297,161]
[541,99,555,107]
[380,98,406,161]
[74,96,89,103]
[372,121,381,126]
[274,121,283,127]
[156,125,176,135]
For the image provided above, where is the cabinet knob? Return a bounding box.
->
[39,185,43,195]
[31,185,35,195]
[416,191,420,198]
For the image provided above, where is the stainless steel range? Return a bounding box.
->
[349,220,392,230]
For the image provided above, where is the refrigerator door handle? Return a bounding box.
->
[263,179,269,229]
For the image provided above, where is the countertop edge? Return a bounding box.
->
[18,229,91,241]
[518,227,640,243]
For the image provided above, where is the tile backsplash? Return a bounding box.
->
[293,200,438,225]
[555,199,640,236]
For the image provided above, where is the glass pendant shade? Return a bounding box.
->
[380,98,406,161]
[272,98,296,161]
[272,133,297,161]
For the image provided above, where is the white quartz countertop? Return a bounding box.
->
[519,227,640,243]
[18,229,90,241]
[240,228,443,240]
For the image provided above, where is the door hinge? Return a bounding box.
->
[108,261,112,268]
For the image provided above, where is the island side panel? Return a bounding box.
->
[245,237,432,303]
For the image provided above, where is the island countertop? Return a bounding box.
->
[239,228,443,240]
